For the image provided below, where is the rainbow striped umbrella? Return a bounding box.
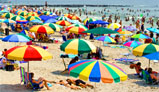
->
[30,25,54,34]
[83,18,96,25]
[5,45,52,61]
[43,23,62,32]
[95,36,116,43]
[27,12,38,16]
[56,20,72,26]
[43,11,52,15]
[123,41,142,47]
[11,15,25,21]
[16,19,28,24]
[60,39,96,54]
[1,13,14,19]
[26,16,41,21]
[57,16,70,21]
[131,34,150,39]
[133,43,159,56]
[107,23,121,30]
[68,59,127,83]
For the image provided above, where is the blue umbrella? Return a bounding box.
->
[2,33,31,42]
[44,18,58,23]
[147,28,159,33]
[39,15,54,21]
[30,19,43,23]
[89,20,109,25]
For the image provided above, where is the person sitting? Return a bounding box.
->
[147,68,159,82]
[30,72,53,90]
[56,80,80,89]
[130,62,143,77]
[66,79,93,88]
[69,56,79,65]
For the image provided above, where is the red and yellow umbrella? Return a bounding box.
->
[71,15,81,20]
[56,20,72,26]
[66,26,87,35]
[64,14,73,19]
[5,45,52,61]
[27,12,39,16]
[30,25,54,34]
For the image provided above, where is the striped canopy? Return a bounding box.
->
[95,36,116,43]
[66,26,88,35]
[16,19,28,24]
[26,16,41,21]
[3,19,16,23]
[56,20,72,26]
[18,11,28,16]
[83,18,96,25]
[2,13,14,19]
[67,24,88,30]
[70,15,81,20]
[43,23,62,32]
[57,16,70,21]
[43,11,52,15]
[11,15,25,21]
[123,41,142,47]
[64,14,73,19]
[133,43,159,56]
[131,34,150,39]
[5,45,52,61]
[107,23,121,30]
[27,12,38,16]
[60,39,96,54]
[30,25,54,34]
[68,59,127,83]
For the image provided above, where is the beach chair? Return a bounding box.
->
[142,70,157,85]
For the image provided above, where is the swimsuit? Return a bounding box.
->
[75,79,86,86]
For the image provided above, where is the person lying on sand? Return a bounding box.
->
[130,62,143,77]
[66,79,94,88]
[30,72,54,90]
[56,80,80,89]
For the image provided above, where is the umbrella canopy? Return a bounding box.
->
[123,41,142,47]
[147,28,159,33]
[1,13,14,19]
[89,20,109,25]
[56,20,72,26]
[43,23,62,32]
[5,45,52,61]
[70,15,81,20]
[30,25,54,34]
[107,23,121,30]
[57,16,70,21]
[132,43,159,56]
[95,36,116,43]
[39,15,54,21]
[2,33,31,42]
[26,16,41,21]
[68,59,127,83]
[131,34,150,39]
[43,11,52,15]
[44,18,58,23]
[123,26,136,31]
[30,19,43,23]
[67,24,87,30]
[119,30,132,35]
[16,19,28,24]
[143,51,159,60]
[3,19,16,23]
[83,27,118,34]
[67,26,88,35]
[11,15,25,21]
[0,9,9,14]
[60,39,96,54]
[27,12,38,16]
[83,18,96,25]
[18,11,28,16]
[64,14,73,19]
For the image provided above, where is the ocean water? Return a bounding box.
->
[9,0,159,6]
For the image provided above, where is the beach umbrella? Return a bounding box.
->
[1,13,14,19]
[68,24,87,30]
[30,19,43,23]
[69,20,81,24]
[43,23,62,32]
[131,34,150,39]
[39,15,54,21]
[83,27,118,34]
[30,25,54,34]
[18,11,28,16]
[56,20,72,26]
[44,18,58,23]
[27,12,38,16]
[123,41,142,47]
[89,20,109,25]
[5,45,52,72]
[70,15,81,20]
[132,43,159,56]
[11,15,25,21]
[3,19,16,23]
[123,26,137,31]
[57,16,70,21]
[83,18,96,25]
[20,30,28,35]
[16,19,28,24]
[43,11,52,15]
[119,30,132,35]
[95,36,116,43]
[60,39,96,54]
[67,26,88,35]
[68,59,127,83]
[0,9,9,14]
[107,23,121,30]
[64,14,73,19]
[2,33,31,42]
[147,28,159,33]
[26,16,41,21]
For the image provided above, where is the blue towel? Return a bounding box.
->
[47,83,52,87]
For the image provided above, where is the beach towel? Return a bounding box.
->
[114,58,139,63]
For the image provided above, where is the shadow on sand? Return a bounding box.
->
[51,70,69,77]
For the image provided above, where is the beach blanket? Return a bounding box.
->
[114,58,139,63]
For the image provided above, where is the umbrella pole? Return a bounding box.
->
[148,59,150,68]
[27,62,29,72]
[94,83,96,92]
[62,58,67,70]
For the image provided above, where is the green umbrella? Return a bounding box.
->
[83,27,118,34]
[11,15,25,21]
